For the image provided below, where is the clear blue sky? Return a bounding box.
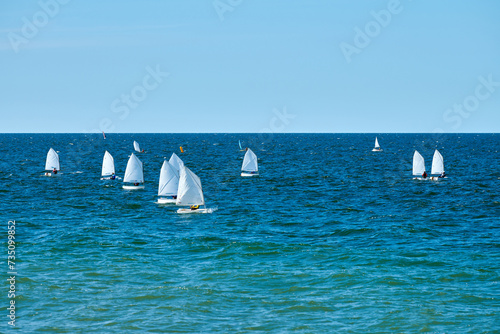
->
[1,0,499,133]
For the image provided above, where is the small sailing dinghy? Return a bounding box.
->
[169,153,184,172]
[44,148,60,176]
[157,160,179,204]
[133,141,144,153]
[122,153,145,189]
[239,140,245,151]
[412,150,428,180]
[241,148,258,177]
[176,166,214,214]
[372,137,382,151]
[430,149,446,180]
[101,151,116,180]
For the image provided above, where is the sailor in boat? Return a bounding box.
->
[190,205,199,211]
[422,171,427,179]
[439,171,446,178]
[134,182,139,186]
[52,168,58,175]
[110,173,116,180]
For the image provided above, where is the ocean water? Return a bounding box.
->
[1,133,499,333]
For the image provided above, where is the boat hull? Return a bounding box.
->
[101,176,117,180]
[241,172,259,177]
[430,176,447,181]
[157,197,176,204]
[177,208,213,214]
[372,148,383,152]
[123,185,145,190]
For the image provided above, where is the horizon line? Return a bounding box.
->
[0,132,498,135]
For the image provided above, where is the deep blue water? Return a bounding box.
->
[1,133,499,333]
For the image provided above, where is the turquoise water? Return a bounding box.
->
[1,133,499,333]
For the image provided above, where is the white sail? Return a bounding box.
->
[45,148,60,171]
[412,150,425,175]
[158,161,179,196]
[241,148,258,172]
[169,153,184,172]
[239,140,243,150]
[374,137,380,149]
[123,153,144,183]
[101,151,115,177]
[431,150,444,175]
[133,141,141,152]
[176,166,204,206]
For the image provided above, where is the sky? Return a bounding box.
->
[0,0,499,133]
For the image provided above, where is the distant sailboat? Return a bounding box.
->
[157,160,179,204]
[430,149,446,180]
[239,140,245,151]
[44,148,60,176]
[123,153,145,189]
[102,131,106,140]
[133,141,143,153]
[101,151,116,180]
[169,153,184,172]
[176,166,214,213]
[412,150,427,180]
[241,148,258,177]
[372,137,382,151]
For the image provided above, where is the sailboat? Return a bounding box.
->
[176,166,214,214]
[133,141,143,153]
[241,148,258,177]
[239,140,245,151]
[102,131,106,140]
[101,151,116,180]
[169,153,184,172]
[122,153,145,189]
[157,160,179,204]
[412,150,428,180]
[44,148,60,176]
[372,137,382,151]
[430,149,446,180]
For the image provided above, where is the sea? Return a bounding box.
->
[1,133,499,333]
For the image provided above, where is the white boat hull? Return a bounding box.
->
[123,185,145,190]
[157,197,177,204]
[241,172,259,177]
[430,176,447,181]
[177,208,214,214]
[372,148,382,152]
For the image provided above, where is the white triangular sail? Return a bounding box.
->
[374,137,380,149]
[158,161,179,197]
[176,166,204,206]
[45,148,60,171]
[431,150,444,175]
[412,150,425,175]
[123,153,144,183]
[241,148,258,172]
[239,140,243,150]
[169,153,184,172]
[101,151,115,177]
[133,141,141,152]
